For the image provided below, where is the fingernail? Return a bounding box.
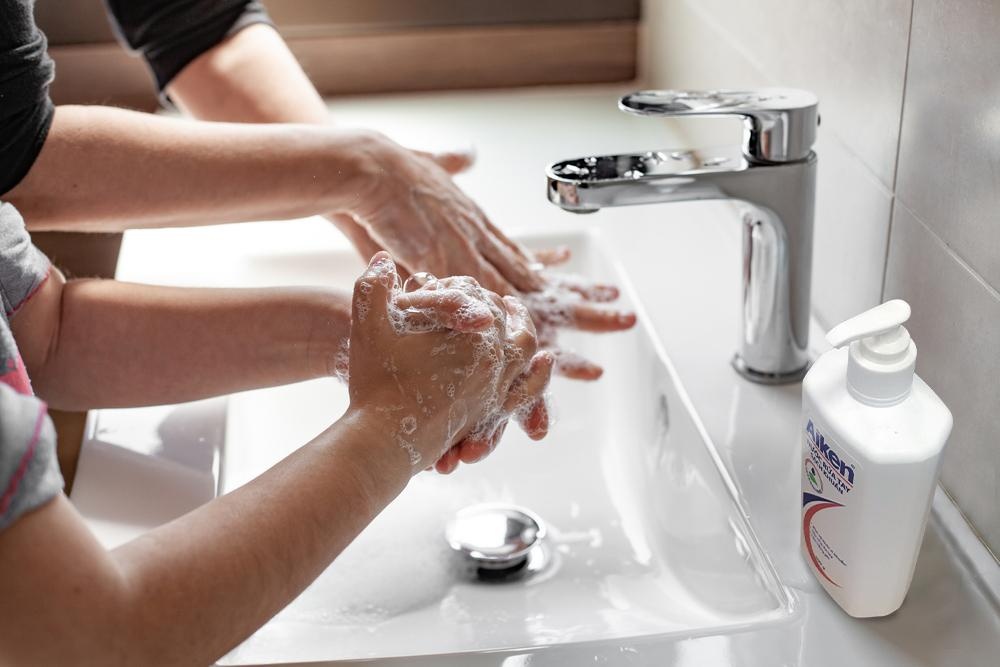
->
[532,351,554,371]
[366,251,392,271]
[452,145,476,160]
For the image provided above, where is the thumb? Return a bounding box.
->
[353,251,399,334]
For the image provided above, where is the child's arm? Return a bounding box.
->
[11,269,350,410]
[0,253,550,666]
[11,268,491,411]
[0,407,413,666]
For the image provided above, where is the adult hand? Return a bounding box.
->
[334,134,636,380]
[346,253,552,475]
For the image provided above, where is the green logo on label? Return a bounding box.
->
[805,457,823,493]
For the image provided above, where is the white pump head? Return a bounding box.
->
[826,299,917,406]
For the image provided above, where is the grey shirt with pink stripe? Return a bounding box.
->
[0,201,62,531]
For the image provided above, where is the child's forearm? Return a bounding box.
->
[3,104,377,232]
[112,410,410,663]
[0,409,411,666]
[22,277,350,410]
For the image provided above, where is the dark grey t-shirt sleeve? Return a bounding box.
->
[103,0,273,91]
[0,0,56,195]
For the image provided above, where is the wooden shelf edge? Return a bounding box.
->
[48,20,637,107]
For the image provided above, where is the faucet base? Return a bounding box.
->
[731,354,809,385]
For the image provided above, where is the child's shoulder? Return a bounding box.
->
[0,199,50,317]
[0,200,30,242]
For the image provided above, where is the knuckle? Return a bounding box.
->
[356,274,380,293]
[512,329,537,358]
[443,291,467,309]
[523,327,539,352]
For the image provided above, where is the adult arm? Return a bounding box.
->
[166,24,638,377]
[3,104,384,232]
[1,0,333,231]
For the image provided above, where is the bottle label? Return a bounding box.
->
[801,417,860,589]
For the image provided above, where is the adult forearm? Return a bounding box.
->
[29,279,350,410]
[166,24,428,271]
[169,23,330,125]
[4,104,376,232]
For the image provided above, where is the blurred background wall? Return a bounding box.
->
[36,0,640,109]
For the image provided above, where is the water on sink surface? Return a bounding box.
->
[215,230,793,664]
[270,476,477,626]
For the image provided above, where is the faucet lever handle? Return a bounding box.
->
[619,89,818,163]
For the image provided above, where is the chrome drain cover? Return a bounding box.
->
[445,503,548,580]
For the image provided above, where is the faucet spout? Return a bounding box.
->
[547,145,747,212]
[546,89,818,384]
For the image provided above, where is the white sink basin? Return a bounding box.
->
[208,229,797,664]
[72,398,227,549]
[73,228,799,665]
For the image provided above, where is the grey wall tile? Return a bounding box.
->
[641,0,766,97]
[640,0,892,329]
[681,0,912,190]
[895,0,1000,290]
[884,204,1000,557]
[811,135,893,329]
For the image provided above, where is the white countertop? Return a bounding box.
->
[110,86,999,666]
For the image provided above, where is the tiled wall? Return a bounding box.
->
[641,0,1000,557]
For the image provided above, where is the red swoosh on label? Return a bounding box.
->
[804,501,842,588]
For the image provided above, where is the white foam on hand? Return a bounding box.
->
[348,253,549,473]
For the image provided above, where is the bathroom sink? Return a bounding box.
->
[71,226,799,665]
[211,229,798,665]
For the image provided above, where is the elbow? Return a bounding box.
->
[11,268,80,410]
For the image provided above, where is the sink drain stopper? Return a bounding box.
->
[445,503,549,581]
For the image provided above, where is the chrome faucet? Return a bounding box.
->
[546,89,818,384]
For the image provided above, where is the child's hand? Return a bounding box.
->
[346,252,552,474]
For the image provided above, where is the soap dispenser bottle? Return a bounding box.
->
[800,299,952,617]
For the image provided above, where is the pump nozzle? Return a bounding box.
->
[826,300,917,406]
[827,300,911,348]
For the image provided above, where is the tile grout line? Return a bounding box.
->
[658,4,999,300]
[880,3,1000,305]
[896,198,1000,303]
[684,0,897,193]
[682,0,771,85]
[882,0,918,301]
